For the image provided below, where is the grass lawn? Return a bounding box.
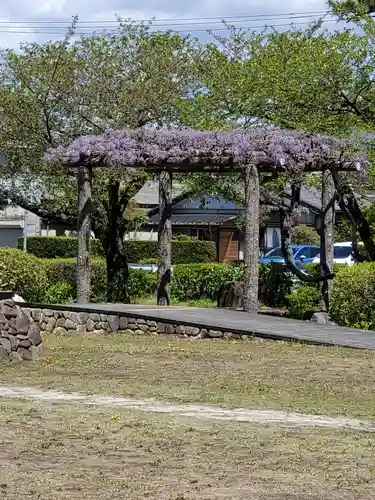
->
[1,333,375,418]
[1,398,375,500]
[133,295,216,307]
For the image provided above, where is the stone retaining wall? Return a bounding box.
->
[0,300,43,362]
[22,307,250,340]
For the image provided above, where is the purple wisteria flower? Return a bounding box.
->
[44,127,367,175]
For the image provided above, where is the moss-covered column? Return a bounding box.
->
[76,165,92,303]
[157,170,172,306]
[243,164,259,313]
[320,169,335,310]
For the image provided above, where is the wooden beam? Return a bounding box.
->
[76,165,92,304]
[157,170,172,306]
[243,164,260,313]
[71,160,362,174]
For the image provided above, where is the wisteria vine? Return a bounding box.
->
[45,127,366,174]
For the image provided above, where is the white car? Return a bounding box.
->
[312,242,362,266]
[128,263,158,273]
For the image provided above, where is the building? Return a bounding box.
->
[0,203,59,248]
[136,182,338,262]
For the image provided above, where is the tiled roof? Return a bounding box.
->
[133,180,186,206]
[149,212,237,226]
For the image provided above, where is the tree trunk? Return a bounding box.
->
[157,170,172,306]
[105,237,129,303]
[243,164,259,313]
[104,181,129,303]
[76,165,92,303]
[320,169,335,311]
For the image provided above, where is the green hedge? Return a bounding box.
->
[171,263,294,307]
[44,258,157,302]
[171,264,243,302]
[258,263,294,307]
[20,236,103,258]
[21,236,216,263]
[0,247,48,302]
[330,263,375,330]
[286,286,322,319]
[285,263,348,320]
[42,260,293,306]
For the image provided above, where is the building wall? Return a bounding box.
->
[125,229,158,241]
[218,230,239,262]
[0,227,23,248]
[0,204,42,248]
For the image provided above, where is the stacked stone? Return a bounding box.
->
[0,300,42,362]
[23,306,252,341]
[33,309,129,335]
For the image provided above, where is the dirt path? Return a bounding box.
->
[0,385,373,432]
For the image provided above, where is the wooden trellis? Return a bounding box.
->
[46,128,365,311]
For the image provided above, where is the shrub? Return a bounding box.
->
[43,282,74,304]
[334,218,352,242]
[258,264,294,307]
[291,224,319,244]
[128,269,157,299]
[330,263,375,330]
[171,264,243,301]
[171,263,294,306]
[173,234,199,241]
[286,286,322,319]
[139,258,158,264]
[44,258,156,302]
[19,236,103,258]
[22,237,216,263]
[0,247,48,302]
[125,240,216,263]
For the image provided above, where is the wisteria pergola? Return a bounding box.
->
[46,127,366,312]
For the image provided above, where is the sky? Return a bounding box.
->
[0,0,337,49]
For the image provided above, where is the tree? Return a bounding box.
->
[177,22,361,135]
[291,225,319,245]
[0,19,201,302]
[329,0,375,18]
[179,23,375,307]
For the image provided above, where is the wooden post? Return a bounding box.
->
[76,165,92,304]
[157,170,172,306]
[243,164,260,313]
[320,169,335,310]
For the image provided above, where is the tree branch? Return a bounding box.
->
[119,176,148,214]
[43,106,54,146]
[331,167,375,260]
[279,182,334,283]
[340,90,375,122]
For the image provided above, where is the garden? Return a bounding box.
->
[2,4,375,499]
[3,233,374,331]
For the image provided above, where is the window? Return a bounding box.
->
[265,247,283,258]
[298,247,320,258]
[334,246,353,259]
[265,246,298,258]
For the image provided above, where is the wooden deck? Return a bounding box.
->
[30,303,375,350]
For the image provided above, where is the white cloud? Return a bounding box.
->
[0,0,332,49]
